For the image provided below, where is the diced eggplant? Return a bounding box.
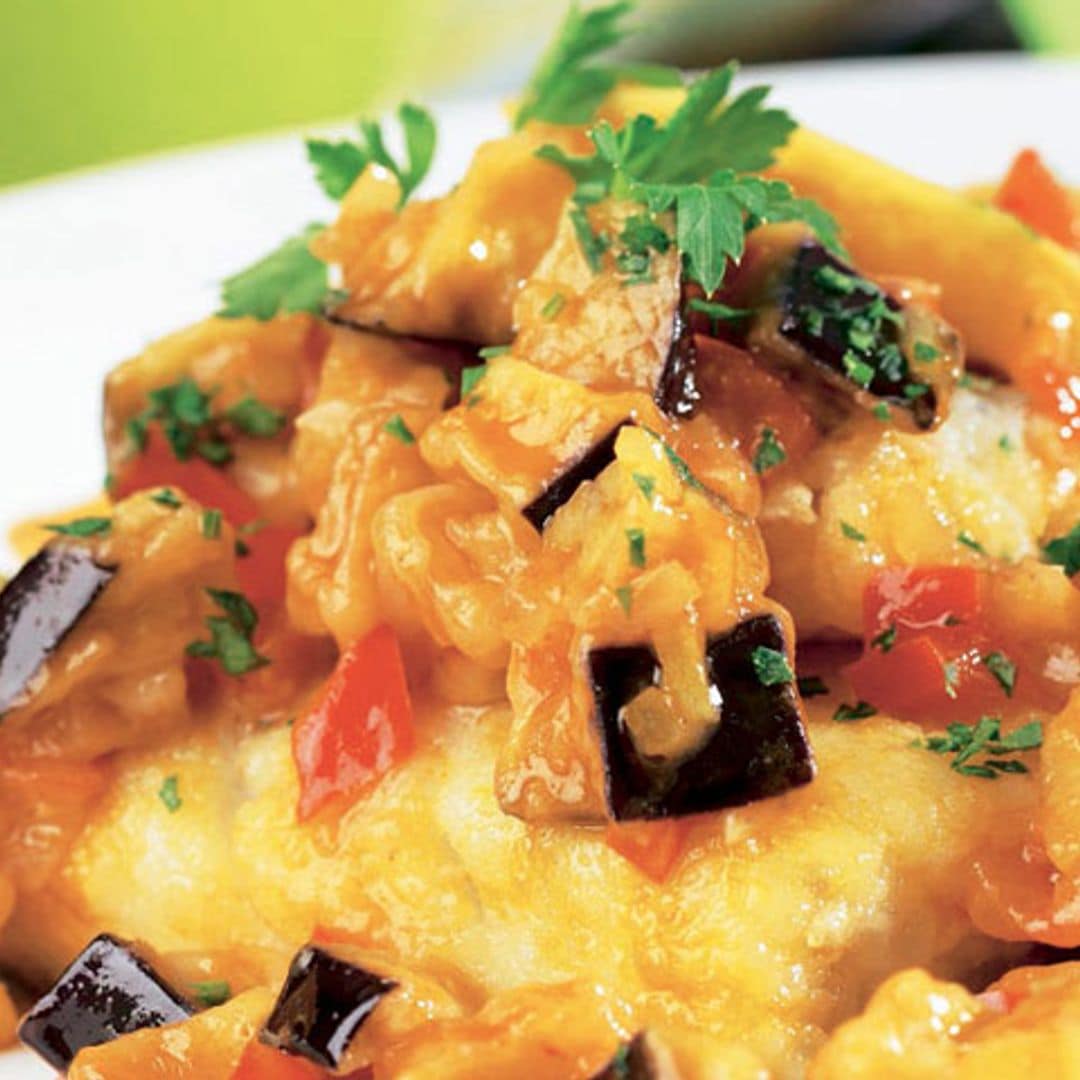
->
[522,420,634,533]
[590,1032,680,1079]
[654,301,700,419]
[18,933,192,1071]
[589,614,815,820]
[260,945,396,1069]
[0,545,115,715]
[777,241,937,429]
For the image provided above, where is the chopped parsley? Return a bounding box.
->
[918,716,1042,779]
[191,981,231,1008]
[840,521,866,543]
[631,472,655,500]
[185,589,269,677]
[625,527,646,567]
[225,397,286,438]
[1043,522,1080,578]
[870,624,897,653]
[201,509,223,540]
[913,341,940,363]
[158,775,182,813]
[477,345,511,359]
[957,529,986,555]
[943,661,959,700]
[903,383,930,399]
[536,63,840,295]
[615,584,633,615]
[833,701,876,722]
[751,646,794,686]
[219,224,331,321]
[127,378,278,466]
[688,297,753,334]
[752,427,786,475]
[797,675,829,698]
[45,517,111,538]
[151,489,182,509]
[842,351,875,389]
[384,414,416,444]
[460,365,487,400]
[235,539,251,557]
[983,651,1017,697]
[998,434,1014,452]
[873,403,891,422]
[306,102,436,206]
[540,292,566,319]
[641,429,704,491]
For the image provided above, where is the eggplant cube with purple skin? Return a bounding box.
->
[589,614,815,820]
[18,933,193,1071]
[260,945,397,1069]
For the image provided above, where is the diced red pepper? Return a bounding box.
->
[862,566,982,642]
[604,819,690,883]
[236,525,304,608]
[995,148,1078,251]
[1016,363,1080,443]
[291,625,415,822]
[114,428,259,526]
[232,1041,326,1080]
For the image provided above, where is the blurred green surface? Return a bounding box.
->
[1,0,1069,189]
[1,0,539,188]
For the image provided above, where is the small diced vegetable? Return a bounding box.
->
[0,545,115,714]
[260,945,396,1069]
[291,624,415,820]
[18,934,192,1071]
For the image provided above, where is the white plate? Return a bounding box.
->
[0,54,1078,1076]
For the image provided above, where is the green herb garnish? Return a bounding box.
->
[158,775,182,813]
[615,584,633,615]
[833,701,876,722]
[45,517,111,538]
[751,645,794,686]
[797,675,829,698]
[201,509,223,540]
[625,527,646,567]
[983,651,1017,697]
[840,521,866,543]
[918,716,1042,778]
[870,624,897,653]
[752,426,786,475]
[540,292,566,319]
[151,489,182,509]
[191,980,231,1008]
[225,397,286,438]
[1043,522,1080,578]
[477,345,512,359]
[632,473,655,500]
[913,341,940,363]
[185,589,269,677]
[957,529,986,555]
[384,414,416,444]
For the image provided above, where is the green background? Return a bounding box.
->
[2,0,1075,190]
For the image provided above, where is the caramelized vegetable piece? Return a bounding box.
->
[18,933,192,1071]
[777,241,937,429]
[654,302,700,419]
[995,149,1078,252]
[590,1031,680,1080]
[522,420,633,532]
[292,625,415,821]
[590,614,814,820]
[0,545,115,714]
[261,945,396,1069]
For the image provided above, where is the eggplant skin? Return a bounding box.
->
[0,545,115,715]
[522,420,634,533]
[654,301,700,420]
[260,945,396,1069]
[590,1031,675,1079]
[590,614,815,820]
[17,933,192,1071]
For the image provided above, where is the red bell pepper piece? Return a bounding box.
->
[114,428,259,526]
[995,148,1078,251]
[862,566,982,641]
[292,625,415,822]
[605,819,690,883]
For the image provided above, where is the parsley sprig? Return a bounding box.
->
[917,716,1042,779]
[514,1,680,129]
[185,589,269,676]
[537,64,840,295]
[127,378,284,465]
[1043,521,1080,578]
